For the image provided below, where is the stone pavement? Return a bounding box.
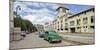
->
[10,32,81,49]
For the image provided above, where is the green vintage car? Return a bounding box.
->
[44,31,62,43]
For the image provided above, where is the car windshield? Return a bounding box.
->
[49,31,58,35]
[40,32,44,34]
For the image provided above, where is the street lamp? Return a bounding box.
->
[16,5,21,17]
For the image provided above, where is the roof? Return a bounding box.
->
[56,6,69,11]
[68,7,94,18]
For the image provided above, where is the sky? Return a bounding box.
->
[13,1,94,25]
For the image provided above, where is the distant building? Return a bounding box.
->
[35,24,44,32]
[52,6,95,33]
[44,22,54,31]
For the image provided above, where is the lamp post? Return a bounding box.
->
[13,5,22,41]
[16,5,21,17]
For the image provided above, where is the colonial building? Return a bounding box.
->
[52,6,95,33]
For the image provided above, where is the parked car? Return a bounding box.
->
[25,31,30,34]
[38,32,45,38]
[44,31,62,43]
[21,31,26,37]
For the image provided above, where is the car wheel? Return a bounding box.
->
[59,40,62,43]
[48,40,52,43]
[44,38,47,40]
[44,38,46,40]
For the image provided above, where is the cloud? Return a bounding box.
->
[14,1,58,16]
[14,1,93,25]
[23,14,55,25]
[23,15,36,22]
[13,1,58,25]
[21,7,56,25]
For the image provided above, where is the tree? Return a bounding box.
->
[24,20,37,32]
[14,16,21,27]
[21,20,27,31]
[14,14,37,32]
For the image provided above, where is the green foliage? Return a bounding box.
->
[14,17,21,27]
[14,15,37,32]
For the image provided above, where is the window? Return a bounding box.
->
[65,23,68,28]
[90,26,94,32]
[86,26,87,28]
[93,9,94,12]
[58,24,59,28]
[83,17,88,24]
[70,21,75,26]
[65,28,68,30]
[65,18,67,22]
[61,20,63,23]
[61,29,63,30]
[61,24,63,29]
[91,16,94,23]
[58,21,59,24]
[90,26,94,29]
[55,25,56,29]
[77,19,81,25]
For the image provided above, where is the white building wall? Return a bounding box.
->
[67,10,95,33]
[53,7,94,34]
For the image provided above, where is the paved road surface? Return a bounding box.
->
[10,32,81,49]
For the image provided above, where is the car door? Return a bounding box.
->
[44,31,49,40]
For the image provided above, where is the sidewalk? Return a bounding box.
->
[59,33,95,44]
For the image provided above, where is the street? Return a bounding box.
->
[10,32,81,49]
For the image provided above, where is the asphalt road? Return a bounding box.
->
[10,32,81,49]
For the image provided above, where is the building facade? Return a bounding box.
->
[35,24,44,32]
[52,6,95,33]
[44,22,54,31]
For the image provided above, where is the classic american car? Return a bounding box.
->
[44,31,62,43]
